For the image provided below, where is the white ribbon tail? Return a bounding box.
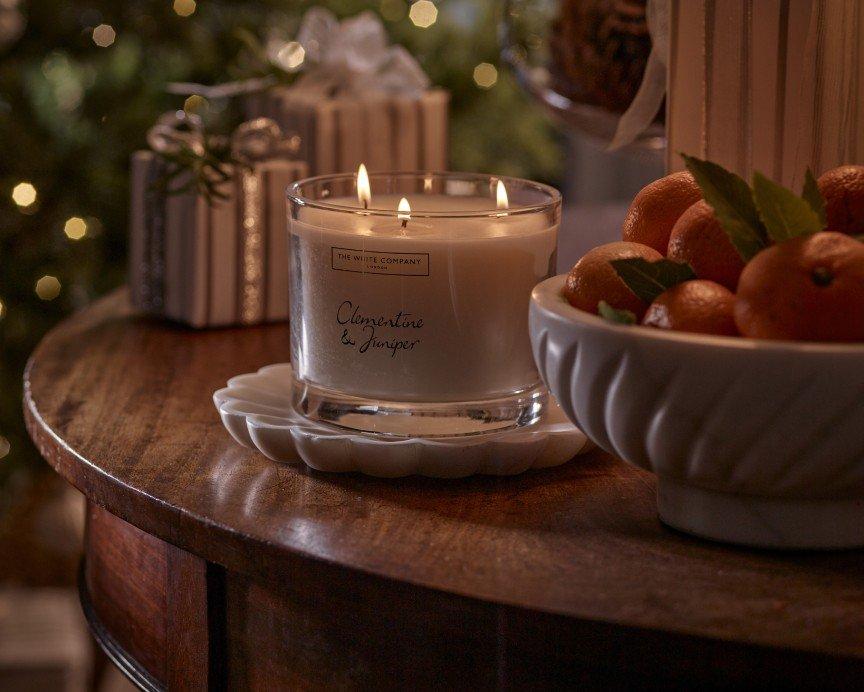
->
[166,76,277,100]
[607,48,666,151]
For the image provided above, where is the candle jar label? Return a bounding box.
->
[337,300,424,358]
[331,246,430,277]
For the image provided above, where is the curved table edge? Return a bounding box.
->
[21,296,605,621]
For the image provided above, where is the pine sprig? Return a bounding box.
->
[152,139,249,204]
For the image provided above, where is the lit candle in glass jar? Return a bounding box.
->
[288,169,561,437]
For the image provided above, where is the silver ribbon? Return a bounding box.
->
[231,117,300,160]
[147,113,298,161]
[146,110,206,157]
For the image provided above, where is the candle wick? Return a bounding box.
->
[401,219,408,231]
[362,199,368,210]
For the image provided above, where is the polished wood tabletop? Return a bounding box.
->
[25,290,864,688]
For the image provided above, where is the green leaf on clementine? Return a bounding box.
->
[609,257,696,304]
[752,171,824,242]
[598,301,636,325]
[802,168,827,226]
[681,153,769,261]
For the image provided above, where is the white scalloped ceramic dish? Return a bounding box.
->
[214,363,592,478]
[530,274,864,549]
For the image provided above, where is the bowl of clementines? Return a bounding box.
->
[530,157,864,549]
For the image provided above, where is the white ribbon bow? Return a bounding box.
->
[286,7,430,96]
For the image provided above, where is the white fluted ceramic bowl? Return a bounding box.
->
[530,275,864,549]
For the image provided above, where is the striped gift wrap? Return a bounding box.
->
[129,153,308,328]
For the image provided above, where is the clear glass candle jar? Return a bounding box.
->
[287,172,561,437]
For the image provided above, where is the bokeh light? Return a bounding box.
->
[92,24,116,48]
[11,182,36,207]
[274,41,305,71]
[0,298,5,320]
[409,0,437,28]
[0,436,9,460]
[35,275,61,301]
[473,62,498,89]
[183,94,209,115]
[64,216,87,240]
[380,0,407,22]
[173,0,197,17]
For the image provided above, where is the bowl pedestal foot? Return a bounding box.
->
[657,478,864,550]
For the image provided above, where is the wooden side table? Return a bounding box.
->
[25,291,864,689]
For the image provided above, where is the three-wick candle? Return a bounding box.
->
[288,171,560,405]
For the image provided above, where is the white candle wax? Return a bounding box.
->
[290,194,557,403]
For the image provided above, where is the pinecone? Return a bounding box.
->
[550,0,659,117]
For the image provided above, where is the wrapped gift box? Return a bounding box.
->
[129,151,308,327]
[240,9,450,175]
[667,0,864,186]
[244,87,449,175]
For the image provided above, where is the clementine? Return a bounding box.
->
[564,241,663,318]
[642,280,738,336]
[667,200,746,291]
[621,171,703,253]
[735,231,864,341]
[817,165,864,235]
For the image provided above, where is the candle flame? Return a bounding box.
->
[496,180,509,210]
[357,163,371,208]
[397,197,411,221]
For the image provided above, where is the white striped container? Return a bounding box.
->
[667,0,864,186]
